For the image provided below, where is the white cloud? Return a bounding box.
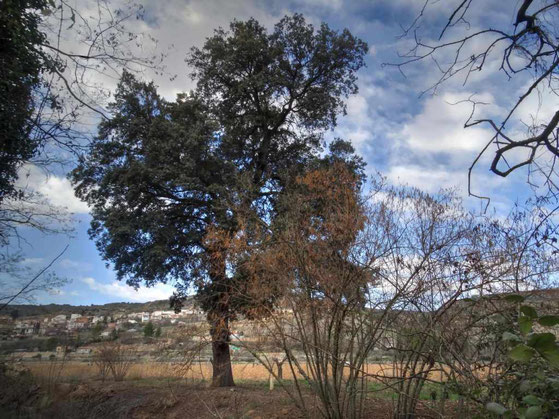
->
[59,258,93,272]
[400,92,501,154]
[137,0,285,100]
[79,277,175,302]
[515,81,559,129]
[386,165,464,193]
[346,94,369,123]
[298,0,342,10]
[16,165,89,214]
[333,75,404,154]
[21,257,45,266]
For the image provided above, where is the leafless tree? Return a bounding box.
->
[388,0,559,202]
[3,0,163,229]
[1,0,164,304]
[0,188,72,247]
[0,245,68,310]
[229,165,558,418]
[33,0,164,161]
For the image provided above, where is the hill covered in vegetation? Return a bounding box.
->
[7,297,196,318]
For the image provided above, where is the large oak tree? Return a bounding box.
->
[72,14,367,386]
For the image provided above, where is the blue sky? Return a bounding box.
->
[6,0,554,305]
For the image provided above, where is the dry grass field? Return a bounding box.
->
[7,363,467,419]
[0,359,473,418]
[26,360,448,382]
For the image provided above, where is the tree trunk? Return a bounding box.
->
[205,237,235,387]
[209,312,235,387]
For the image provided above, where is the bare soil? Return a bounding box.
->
[3,378,469,419]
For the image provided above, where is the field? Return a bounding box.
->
[1,360,472,418]
[26,360,449,382]
[18,379,403,419]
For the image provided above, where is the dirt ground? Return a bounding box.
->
[4,377,468,419]
[1,360,469,418]
[42,380,312,419]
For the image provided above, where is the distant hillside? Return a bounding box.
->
[6,297,195,318]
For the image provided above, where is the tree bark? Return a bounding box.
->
[205,233,235,387]
[209,312,235,387]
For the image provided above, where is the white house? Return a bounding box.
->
[14,321,39,335]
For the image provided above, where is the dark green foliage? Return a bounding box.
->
[110,328,118,341]
[154,326,161,338]
[445,294,559,418]
[72,14,367,308]
[44,337,57,351]
[143,321,154,338]
[187,14,368,189]
[91,323,103,340]
[480,298,559,418]
[72,14,366,386]
[4,298,190,317]
[0,0,47,202]
[74,72,221,289]
[0,361,38,416]
[0,0,63,204]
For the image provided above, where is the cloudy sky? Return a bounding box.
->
[8,0,554,305]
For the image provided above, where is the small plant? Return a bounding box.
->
[110,328,119,341]
[90,323,103,340]
[44,337,58,352]
[93,349,111,382]
[484,296,559,418]
[36,350,67,408]
[143,321,155,338]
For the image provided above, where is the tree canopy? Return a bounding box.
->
[0,0,50,202]
[72,14,367,386]
[73,14,367,298]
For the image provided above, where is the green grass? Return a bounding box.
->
[366,380,461,401]
[236,377,462,402]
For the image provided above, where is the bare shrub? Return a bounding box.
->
[43,351,67,398]
[157,323,211,383]
[93,343,133,382]
[93,351,111,382]
[233,164,383,418]
[231,165,559,418]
